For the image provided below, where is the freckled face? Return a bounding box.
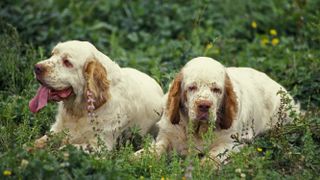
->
[29,41,105,113]
[182,80,224,122]
[180,58,226,123]
[34,43,93,92]
[35,53,75,89]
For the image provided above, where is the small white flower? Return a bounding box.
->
[20,159,29,168]
[240,173,246,178]
[235,168,241,173]
[60,162,70,168]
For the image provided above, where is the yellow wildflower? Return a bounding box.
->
[251,21,257,29]
[270,29,277,36]
[3,170,12,176]
[271,38,280,46]
[204,42,220,55]
[260,37,269,46]
[257,147,263,152]
[161,177,165,180]
[206,43,213,50]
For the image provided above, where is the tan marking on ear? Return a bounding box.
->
[83,58,110,109]
[167,72,183,124]
[219,74,238,129]
[183,89,188,103]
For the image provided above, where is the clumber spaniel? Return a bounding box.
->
[29,40,163,151]
[136,57,299,165]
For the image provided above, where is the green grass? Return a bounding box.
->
[0,0,319,179]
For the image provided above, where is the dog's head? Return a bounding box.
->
[167,57,238,129]
[29,40,110,114]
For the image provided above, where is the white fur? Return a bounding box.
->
[139,57,299,164]
[34,40,163,150]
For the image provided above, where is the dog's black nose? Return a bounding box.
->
[34,64,44,75]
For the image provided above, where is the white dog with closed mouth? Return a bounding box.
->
[136,57,299,165]
[29,40,164,151]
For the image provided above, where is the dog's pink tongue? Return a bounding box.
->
[29,85,50,113]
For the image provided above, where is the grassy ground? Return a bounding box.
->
[0,0,319,179]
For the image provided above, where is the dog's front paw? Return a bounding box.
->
[34,135,49,149]
[200,156,221,169]
[133,149,145,158]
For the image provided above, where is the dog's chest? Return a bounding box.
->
[170,130,207,156]
[62,116,94,142]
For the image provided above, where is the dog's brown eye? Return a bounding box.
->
[188,85,197,91]
[211,87,221,94]
[63,59,73,68]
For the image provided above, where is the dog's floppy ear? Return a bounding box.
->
[167,72,183,124]
[83,58,110,109]
[218,73,238,129]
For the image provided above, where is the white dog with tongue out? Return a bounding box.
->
[29,40,163,151]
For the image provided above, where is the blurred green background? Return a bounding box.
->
[0,0,319,179]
